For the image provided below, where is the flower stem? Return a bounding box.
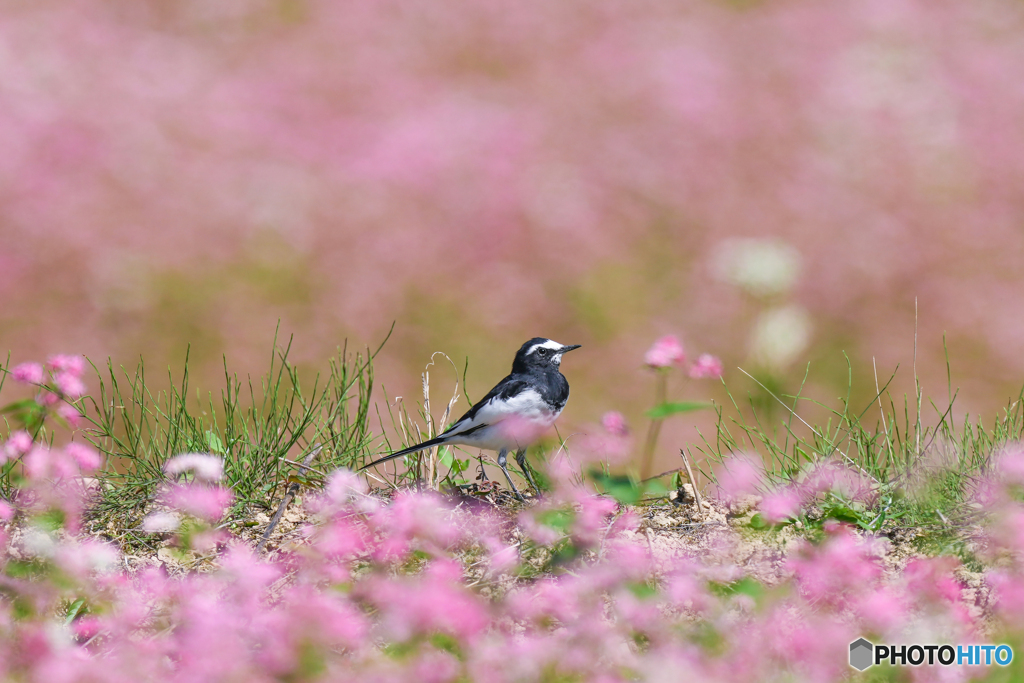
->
[639,371,667,480]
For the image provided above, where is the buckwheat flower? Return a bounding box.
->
[712,238,801,297]
[325,468,368,502]
[3,430,33,460]
[854,587,909,634]
[165,484,233,521]
[575,413,632,465]
[164,453,225,481]
[750,305,812,370]
[714,453,763,500]
[66,443,101,473]
[993,444,1024,487]
[11,362,44,385]
[0,499,13,521]
[494,413,548,446]
[54,371,86,398]
[57,403,84,427]
[141,511,181,533]
[55,538,118,576]
[688,354,723,380]
[601,411,628,436]
[46,354,85,377]
[644,335,686,369]
[20,527,57,558]
[759,487,802,523]
[36,390,60,407]
[72,616,102,641]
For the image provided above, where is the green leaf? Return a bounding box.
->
[590,471,670,504]
[0,398,38,415]
[535,509,574,533]
[645,402,713,419]
[592,472,642,504]
[205,431,226,455]
[64,598,86,625]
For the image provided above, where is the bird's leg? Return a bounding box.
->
[497,449,525,502]
[515,448,541,496]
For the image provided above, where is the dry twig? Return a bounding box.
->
[257,444,322,552]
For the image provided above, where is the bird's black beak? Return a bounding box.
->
[561,344,582,353]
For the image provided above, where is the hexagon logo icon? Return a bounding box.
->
[850,638,874,671]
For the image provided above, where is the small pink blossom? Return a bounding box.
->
[24,445,79,479]
[36,391,60,407]
[324,468,368,502]
[66,443,101,472]
[54,371,86,398]
[493,413,548,447]
[644,335,686,369]
[760,487,802,523]
[574,413,632,465]
[688,354,724,380]
[11,362,44,385]
[72,616,102,641]
[714,453,763,500]
[0,499,13,521]
[601,411,628,436]
[4,430,33,459]
[993,445,1024,488]
[57,403,84,427]
[165,484,233,521]
[164,453,225,481]
[46,354,85,377]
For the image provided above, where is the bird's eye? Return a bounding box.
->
[538,348,549,356]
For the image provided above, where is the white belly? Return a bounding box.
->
[443,389,562,452]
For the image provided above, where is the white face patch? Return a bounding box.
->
[525,339,564,356]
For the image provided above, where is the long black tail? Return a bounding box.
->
[358,435,450,471]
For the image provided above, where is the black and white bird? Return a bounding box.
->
[359,337,581,500]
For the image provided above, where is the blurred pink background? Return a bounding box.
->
[4,0,1024,472]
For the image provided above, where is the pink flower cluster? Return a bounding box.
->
[643,336,723,379]
[7,355,87,427]
[6,419,1024,681]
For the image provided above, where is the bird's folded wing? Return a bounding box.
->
[439,378,545,438]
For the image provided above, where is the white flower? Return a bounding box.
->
[712,238,802,298]
[164,453,224,481]
[141,511,181,533]
[750,306,813,370]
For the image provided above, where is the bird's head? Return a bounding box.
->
[512,337,581,373]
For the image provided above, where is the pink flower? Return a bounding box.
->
[0,499,13,521]
[36,391,60,407]
[493,413,549,447]
[760,487,802,523]
[993,445,1024,489]
[601,411,628,436]
[688,354,724,380]
[66,443,101,472]
[46,354,85,377]
[644,335,686,369]
[24,445,79,479]
[57,403,84,427]
[11,362,44,385]
[165,484,234,521]
[573,413,632,465]
[787,529,885,604]
[53,371,86,398]
[3,430,33,460]
[714,453,763,500]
